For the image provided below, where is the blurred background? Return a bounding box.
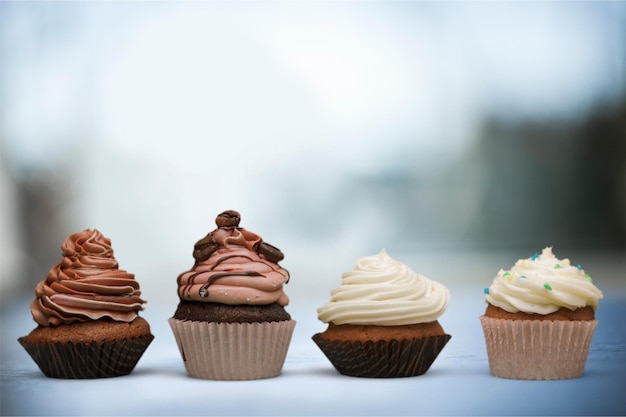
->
[1,1,625,309]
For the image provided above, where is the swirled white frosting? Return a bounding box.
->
[485,247,603,314]
[317,249,450,326]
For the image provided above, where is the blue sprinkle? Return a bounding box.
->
[484,288,490,294]
[531,253,539,261]
[520,275,527,279]
[577,264,582,270]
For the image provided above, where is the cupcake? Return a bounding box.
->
[169,210,296,380]
[480,247,603,380]
[313,249,451,378]
[18,229,154,379]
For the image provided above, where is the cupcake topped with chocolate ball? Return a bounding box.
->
[169,210,296,380]
[174,210,291,322]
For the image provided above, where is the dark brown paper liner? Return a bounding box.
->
[312,333,451,378]
[480,316,598,380]
[18,334,154,379]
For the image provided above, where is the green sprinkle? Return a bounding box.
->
[484,288,490,294]
[544,283,553,291]
[586,274,593,283]
[555,264,562,269]
[504,271,511,277]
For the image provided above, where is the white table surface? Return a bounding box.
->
[2,287,625,416]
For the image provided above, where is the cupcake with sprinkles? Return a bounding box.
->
[480,247,603,380]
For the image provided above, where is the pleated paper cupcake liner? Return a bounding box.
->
[18,334,154,379]
[168,318,296,380]
[480,316,598,380]
[311,333,451,378]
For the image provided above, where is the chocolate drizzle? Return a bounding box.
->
[178,210,289,300]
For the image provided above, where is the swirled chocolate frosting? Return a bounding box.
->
[30,229,146,326]
[177,210,290,306]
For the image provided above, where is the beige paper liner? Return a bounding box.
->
[168,318,296,380]
[480,316,598,380]
[312,333,451,378]
[18,335,154,379]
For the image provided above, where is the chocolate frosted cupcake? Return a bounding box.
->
[313,249,451,378]
[480,247,603,380]
[18,229,153,379]
[169,210,295,380]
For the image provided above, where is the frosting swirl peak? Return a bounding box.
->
[317,249,450,326]
[30,229,146,326]
[177,210,290,306]
[485,247,603,314]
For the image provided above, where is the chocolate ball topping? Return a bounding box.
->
[216,210,241,228]
[190,209,286,266]
[193,234,217,262]
[258,242,285,263]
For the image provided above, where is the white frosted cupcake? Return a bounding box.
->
[481,247,603,380]
[313,249,451,378]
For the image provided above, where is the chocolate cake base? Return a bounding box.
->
[20,317,152,343]
[18,317,153,379]
[484,304,595,321]
[173,300,291,323]
[318,321,445,343]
